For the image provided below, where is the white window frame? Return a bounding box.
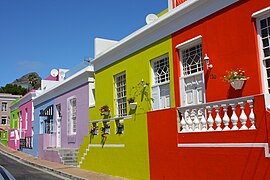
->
[176,35,206,106]
[253,7,270,96]
[115,72,127,117]
[25,108,28,130]
[1,102,7,112]
[67,96,77,136]
[151,54,171,110]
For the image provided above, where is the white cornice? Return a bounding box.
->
[33,66,94,106]
[92,0,239,71]
[252,6,270,18]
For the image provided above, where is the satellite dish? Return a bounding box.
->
[50,69,58,77]
[146,14,158,24]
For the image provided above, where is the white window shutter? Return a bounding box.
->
[152,86,160,110]
[160,83,170,108]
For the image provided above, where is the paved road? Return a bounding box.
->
[0,152,63,180]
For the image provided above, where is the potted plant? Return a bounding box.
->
[127,97,137,110]
[100,105,110,115]
[224,69,249,90]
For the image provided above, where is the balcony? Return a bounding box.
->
[178,96,255,133]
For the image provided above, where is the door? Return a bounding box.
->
[181,72,205,106]
[56,104,61,148]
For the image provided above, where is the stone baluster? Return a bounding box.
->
[180,110,187,132]
[248,99,256,129]
[193,109,200,132]
[214,105,222,131]
[230,103,239,130]
[186,110,193,132]
[239,101,248,130]
[206,106,214,131]
[221,104,230,131]
[199,108,207,131]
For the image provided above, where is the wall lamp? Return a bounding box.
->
[203,54,213,70]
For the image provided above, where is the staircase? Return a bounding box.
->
[58,148,79,167]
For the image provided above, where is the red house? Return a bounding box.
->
[148,0,270,179]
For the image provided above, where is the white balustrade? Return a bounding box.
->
[178,96,256,133]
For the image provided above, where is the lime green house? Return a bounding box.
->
[78,11,175,179]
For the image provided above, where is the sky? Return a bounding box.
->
[0,0,168,87]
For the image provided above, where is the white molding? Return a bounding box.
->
[33,66,94,106]
[178,143,270,157]
[175,35,202,49]
[252,6,270,18]
[89,115,132,124]
[88,144,125,148]
[93,0,239,71]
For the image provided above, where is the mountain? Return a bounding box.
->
[12,72,41,90]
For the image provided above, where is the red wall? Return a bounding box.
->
[147,96,270,179]
[172,0,270,107]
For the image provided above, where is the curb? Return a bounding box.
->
[0,145,86,180]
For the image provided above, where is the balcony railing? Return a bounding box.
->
[178,96,255,133]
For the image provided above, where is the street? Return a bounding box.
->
[0,152,63,180]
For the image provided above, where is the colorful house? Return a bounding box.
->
[8,91,36,151]
[0,93,21,146]
[77,0,270,179]
[147,0,270,179]
[33,62,95,166]
[78,9,174,180]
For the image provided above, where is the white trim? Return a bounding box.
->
[93,0,239,71]
[88,144,125,148]
[175,35,202,49]
[33,65,94,106]
[252,6,270,18]
[89,115,132,124]
[178,143,270,157]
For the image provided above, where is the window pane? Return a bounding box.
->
[262,28,268,38]
[263,38,269,47]
[264,47,270,57]
[261,19,267,28]
[152,56,170,84]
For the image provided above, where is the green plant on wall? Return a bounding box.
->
[129,79,154,112]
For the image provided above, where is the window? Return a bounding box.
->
[1,102,7,112]
[181,44,203,75]
[25,108,28,130]
[67,97,77,135]
[151,54,170,110]
[258,14,270,93]
[1,116,7,125]
[115,73,127,117]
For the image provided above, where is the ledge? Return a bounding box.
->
[89,115,132,124]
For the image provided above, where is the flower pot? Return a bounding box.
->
[230,79,246,90]
[129,102,137,110]
[103,111,109,115]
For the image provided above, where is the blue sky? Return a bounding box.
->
[0,0,168,87]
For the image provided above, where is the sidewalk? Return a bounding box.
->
[0,144,127,180]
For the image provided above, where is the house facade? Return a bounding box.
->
[0,93,21,146]
[78,12,174,180]
[148,0,270,179]
[33,63,95,165]
[8,91,36,151]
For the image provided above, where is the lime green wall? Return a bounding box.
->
[0,131,8,146]
[79,36,174,179]
[10,108,19,129]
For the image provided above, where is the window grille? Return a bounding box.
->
[260,16,270,93]
[181,44,203,75]
[153,56,170,84]
[68,97,77,135]
[115,73,127,117]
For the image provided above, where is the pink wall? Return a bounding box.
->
[19,100,33,137]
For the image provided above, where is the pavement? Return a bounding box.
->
[0,143,127,180]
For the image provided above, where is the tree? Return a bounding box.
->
[28,73,41,90]
[0,84,27,95]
